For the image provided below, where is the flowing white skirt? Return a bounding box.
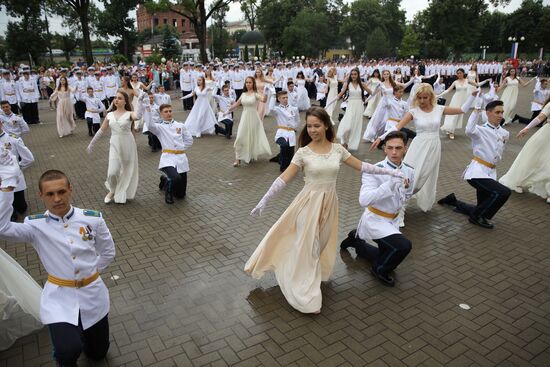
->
[336,99,364,150]
[501,85,519,125]
[0,248,42,351]
[499,123,550,199]
[184,95,217,137]
[404,132,441,211]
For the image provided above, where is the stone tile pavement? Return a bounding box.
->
[1,87,549,366]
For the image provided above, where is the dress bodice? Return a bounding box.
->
[455,81,469,92]
[506,77,519,88]
[410,105,445,135]
[107,111,133,134]
[467,71,477,83]
[348,83,362,100]
[381,85,394,96]
[291,143,351,185]
[195,86,209,97]
[57,90,71,100]
[296,79,306,87]
[241,92,259,111]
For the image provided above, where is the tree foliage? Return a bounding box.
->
[160,25,181,60]
[52,32,79,61]
[96,0,139,59]
[366,27,391,59]
[241,0,259,31]
[398,25,420,59]
[281,9,332,57]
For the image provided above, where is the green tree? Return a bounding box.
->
[146,0,236,64]
[241,0,259,30]
[5,18,47,65]
[96,0,139,59]
[340,0,386,57]
[365,27,390,59]
[160,25,181,60]
[52,32,79,61]
[380,0,406,52]
[232,29,247,43]
[503,0,548,53]
[47,0,97,65]
[281,10,332,58]
[398,25,420,58]
[209,2,230,58]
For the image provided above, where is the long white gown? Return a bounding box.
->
[325,77,339,125]
[205,79,218,114]
[130,82,145,128]
[245,144,352,313]
[500,77,519,125]
[441,81,469,134]
[184,86,217,137]
[295,79,311,111]
[499,102,550,200]
[363,85,394,141]
[234,92,272,163]
[0,248,42,351]
[404,104,446,212]
[105,111,139,203]
[336,83,364,151]
[363,78,381,117]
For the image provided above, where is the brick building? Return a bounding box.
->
[136,4,200,54]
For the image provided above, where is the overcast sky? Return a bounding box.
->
[0,0,531,37]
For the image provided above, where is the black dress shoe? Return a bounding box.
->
[371,267,395,287]
[468,216,494,229]
[165,180,174,204]
[214,125,220,135]
[10,212,18,222]
[438,193,457,206]
[159,176,167,190]
[340,230,357,250]
[512,114,519,123]
[269,155,280,163]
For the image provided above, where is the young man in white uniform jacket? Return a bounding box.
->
[341,131,414,286]
[0,161,115,367]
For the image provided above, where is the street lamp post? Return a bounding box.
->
[508,36,525,59]
[480,45,489,60]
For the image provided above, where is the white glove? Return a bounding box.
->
[361,162,403,178]
[461,93,477,113]
[251,177,286,217]
[0,150,20,189]
[86,129,104,155]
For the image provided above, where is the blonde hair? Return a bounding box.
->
[412,83,436,108]
[327,67,336,78]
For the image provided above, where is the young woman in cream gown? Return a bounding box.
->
[228,77,271,166]
[87,91,142,204]
[245,107,403,314]
[498,68,533,125]
[500,100,550,203]
[324,67,339,125]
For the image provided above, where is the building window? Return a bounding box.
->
[163,18,167,25]
[173,19,177,27]
[153,18,159,27]
[181,19,185,28]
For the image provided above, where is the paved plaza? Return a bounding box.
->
[1,87,549,367]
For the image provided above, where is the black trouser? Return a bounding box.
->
[160,167,187,199]
[348,230,412,276]
[86,118,100,136]
[319,97,327,108]
[182,90,193,110]
[516,110,543,125]
[275,87,282,94]
[217,118,233,138]
[235,88,243,101]
[10,103,19,115]
[437,98,446,106]
[21,102,39,124]
[337,82,343,93]
[107,96,115,105]
[454,178,511,220]
[48,313,109,367]
[74,101,86,119]
[12,190,27,214]
[276,137,295,172]
[146,132,162,151]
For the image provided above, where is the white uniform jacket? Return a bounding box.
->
[0,112,29,138]
[145,116,193,173]
[463,111,509,180]
[0,131,33,191]
[357,158,414,241]
[0,196,115,330]
[269,104,300,147]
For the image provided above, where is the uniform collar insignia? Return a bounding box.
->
[385,158,402,170]
[47,206,74,222]
[484,123,497,130]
